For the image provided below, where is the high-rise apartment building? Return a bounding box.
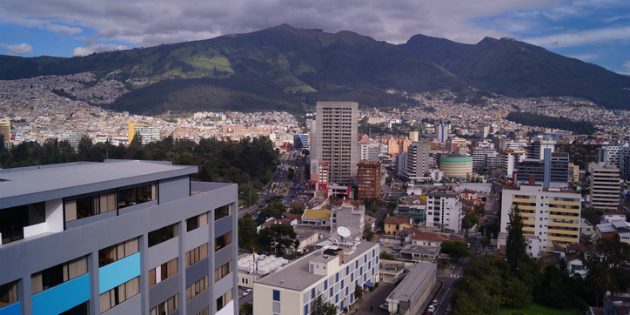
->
[499,185,581,257]
[313,102,358,183]
[425,189,462,233]
[555,143,601,170]
[516,150,569,188]
[357,160,382,199]
[409,131,419,142]
[598,144,626,168]
[436,125,448,143]
[406,142,430,179]
[589,162,621,211]
[526,139,555,160]
[0,161,238,315]
[357,143,380,161]
[501,149,527,177]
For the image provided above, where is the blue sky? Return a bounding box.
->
[0,0,628,74]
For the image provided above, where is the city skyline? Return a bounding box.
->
[0,0,629,74]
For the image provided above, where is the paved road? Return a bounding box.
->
[352,283,396,315]
[435,257,469,315]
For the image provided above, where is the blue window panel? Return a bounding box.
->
[324,280,328,290]
[335,294,338,303]
[0,302,20,315]
[273,290,280,301]
[341,280,344,289]
[341,301,344,310]
[355,260,358,268]
[372,268,375,275]
[32,273,90,315]
[373,249,375,257]
[311,288,315,299]
[330,287,333,296]
[350,293,354,303]
[360,267,363,275]
[364,274,366,282]
[304,304,308,315]
[364,255,367,263]
[369,261,371,269]
[346,266,349,275]
[345,287,348,296]
[376,257,379,264]
[351,273,354,282]
[99,252,141,294]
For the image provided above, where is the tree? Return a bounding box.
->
[462,213,479,229]
[312,296,337,315]
[239,303,253,315]
[354,285,363,300]
[505,206,527,272]
[238,214,258,249]
[441,240,469,262]
[364,225,374,241]
[379,251,397,261]
[289,206,304,215]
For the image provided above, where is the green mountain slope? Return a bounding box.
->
[400,35,630,109]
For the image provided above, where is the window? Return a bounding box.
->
[60,301,89,315]
[99,277,139,313]
[273,290,280,301]
[148,258,178,287]
[186,276,208,302]
[32,256,88,294]
[1,202,45,244]
[215,232,232,251]
[149,294,178,315]
[0,280,19,308]
[65,192,115,222]
[99,237,139,267]
[118,183,156,209]
[186,244,208,267]
[196,307,209,315]
[214,261,232,282]
[214,204,232,221]
[186,213,208,232]
[216,290,233,312]
[148,224,178,247]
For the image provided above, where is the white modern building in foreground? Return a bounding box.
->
[253,241,380,315]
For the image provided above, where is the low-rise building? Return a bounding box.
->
[385,263,436,315]
[384,214,413,235]
[302,209,332,227]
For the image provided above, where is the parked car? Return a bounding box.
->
[379,303,388,311]
[393,246,402,251]
[428,305,436,313]
[376,241,384,245]
[243,288,252,297]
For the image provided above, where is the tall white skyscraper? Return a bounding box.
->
[313,101,358,183]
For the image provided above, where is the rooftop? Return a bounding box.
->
[303,209,331,220]
[255,241,378,291]
[387,262,436,302]
[0,160,197,208]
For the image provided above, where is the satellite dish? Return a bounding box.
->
[337,226,351,238]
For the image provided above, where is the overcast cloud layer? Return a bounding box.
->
[0,0,629,73]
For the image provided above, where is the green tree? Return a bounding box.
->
[441,240,469,262]
[462,213,479,229]
[354,285,363,300]
[239,303,253,315]
[379,251,397,261]
[289,206,304,215]
[312,296,337,315]
[364,225,374,241]
[505,206,527,273]
[238,214,257,249]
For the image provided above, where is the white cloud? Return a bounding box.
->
[6,43,32,55]
[72,43,127,56]
[42,24,82,36]
[525,26,630,48]
[624,60,630,72]
[0,43,7,50]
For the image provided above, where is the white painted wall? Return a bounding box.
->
[45,199,64,233]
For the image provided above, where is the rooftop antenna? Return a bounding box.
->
[337,226,351,243]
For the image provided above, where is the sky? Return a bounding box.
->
[0,0,629,74]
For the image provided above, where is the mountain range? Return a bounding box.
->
[1,24,628,114]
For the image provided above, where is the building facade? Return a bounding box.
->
[589,163,621,211]
[425,190,462,233]
[0,161,238,315]
[405,142,430,179]
[313,102,358,183]
[516,150,569,188]
[499,185,581,257]
[253,242,380,315]
[357,160,382,199]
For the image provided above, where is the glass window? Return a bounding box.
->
[196,307,209,315]
[149,294,178,315]
[0,280,19,308]
[186,244,208,267]
[99,237,139,267]
[99,277,139,313]
[148,224,178,247]
[148,258,178,287]
[214,204,232,221]
[1,202,45,244]
[65,192,115,223]
[214,261,232,283]
[118,183,156,209]
[32,256,88,294]
[186,276,208,302]
[60,301,89,315]
[186,213,208,232]
[216,290,232,312]
[215,232,232,251]
[273,290,280,301]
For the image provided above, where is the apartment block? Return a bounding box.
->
[405,142,430,179]
[589,162,621,211]
[425,189,462,233]
[516,150,569,188]
[253,242,380,315]
[499,185,581,257]
[313,102,358,184]
[0,160,238,315]
[357,160,382,199]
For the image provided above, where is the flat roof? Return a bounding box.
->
[0,160,197,209]
[256,241,378,291]
[387,262,436,302]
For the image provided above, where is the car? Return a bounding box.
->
[432,299,438,306]
[393,246,402,251]
[379,303,388,311]
[242,288,252,297]
[428,305,436,313]
[375,241,384,245]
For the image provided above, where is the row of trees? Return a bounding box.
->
[0,135,279,191]
[452,208,630,314]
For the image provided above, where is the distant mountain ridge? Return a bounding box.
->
[1,24,628,114]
